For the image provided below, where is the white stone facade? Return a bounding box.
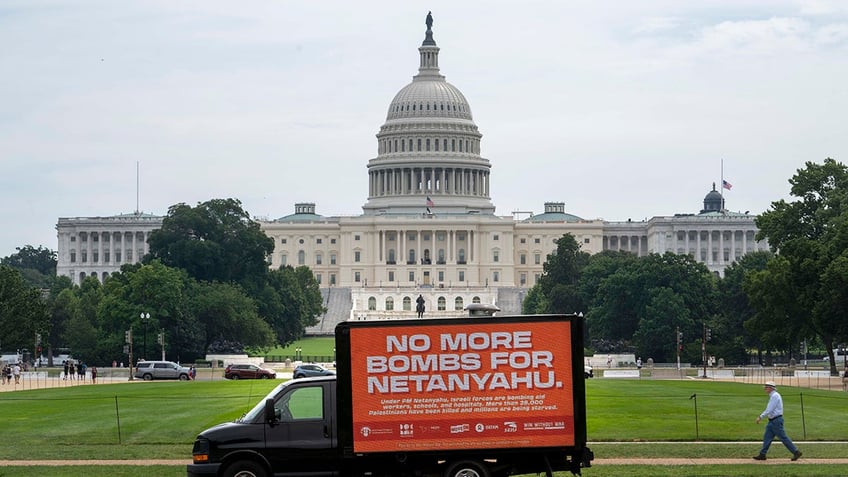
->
[56,213,163,285]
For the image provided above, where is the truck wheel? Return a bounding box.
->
[223,459,268,477]
[142,374,153,381]
[444,459,491,477]
[179,374,189,381]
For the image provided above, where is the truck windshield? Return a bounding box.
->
[239,382,288,423]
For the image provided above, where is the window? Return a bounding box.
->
[298,250,306,265]
[299,239,304,244]
[330,254,337,265]
[126,249,132,261]
[315,254,322,265]
[493,271,500,282]
[368,297,376,310]
[584,238,590,244]
[331,238,336,244]
[93,251,99,262]
[534,253,541,265]
[520,273,527,286]
[316,274,322,284]
[386,297,394,311]
[317,238,322,244]
[520,238,526,244]
[493,251,499,262]
[534,238,541,244]
[438,249,445,264]
[281,254,287,266]
[81,250,87,263]
[276,386,324,421]
[104,251,110,263]
[493,234,499,241]
[70,250,76,263]
[455,297,464,311]
[438,297,446,311]
[438,271,444,282]
[403,296,412,311]
[408,249,416,264]
[71,236,76,242]
[354,251,361,262]
[355,272,361,283]
[409,271,415,282]
[355,235,361,241]
[115,251,121,263]
[388,271,395,282]
[458,271,465,282]
[458,249,466,264]
[388,249,396,264]
[330,274,336,285]
[472,296,481,304]
[520,254,526,265]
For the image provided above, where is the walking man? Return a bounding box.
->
[754,381,801,461]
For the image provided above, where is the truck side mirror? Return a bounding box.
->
[264,399,279,424]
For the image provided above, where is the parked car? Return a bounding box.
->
[134,360,191,381]
[224,363,276,380]
[292,363,335,378]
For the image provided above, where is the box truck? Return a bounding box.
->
[188,314,593,477]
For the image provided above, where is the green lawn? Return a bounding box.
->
[0,378,845,476]
[252,336,336,361]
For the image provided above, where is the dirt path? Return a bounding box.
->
[6,458,848,466]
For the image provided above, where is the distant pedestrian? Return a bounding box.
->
[68,361,75,380]
[606,355,612,368]
[63,360,69,380]
[189,366,196,380]
[77,362,84,381]
[13,363,21,384]
[91,366,98,384]
[753,381,801,461]
[636,357,642,370]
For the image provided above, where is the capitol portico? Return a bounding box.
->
[54,14,767,332]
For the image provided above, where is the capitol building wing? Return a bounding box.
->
[55,15,767,333]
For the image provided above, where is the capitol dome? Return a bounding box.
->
[362,14,494,216]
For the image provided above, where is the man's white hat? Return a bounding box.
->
[764,381,777,388]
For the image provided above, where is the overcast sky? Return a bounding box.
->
[2,1,847,258]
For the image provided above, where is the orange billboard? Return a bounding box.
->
[349,320,575,453]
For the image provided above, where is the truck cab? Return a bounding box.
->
[188,376,337,477]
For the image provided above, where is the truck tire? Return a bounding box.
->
[444,459,491,477]
[142,374,153,381]
[223,459,268,477]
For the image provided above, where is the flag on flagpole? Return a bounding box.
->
[426,196,434,207]
[722,180,732,190]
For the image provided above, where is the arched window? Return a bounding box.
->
[368,297,377,311]
[455,297,464,311]
[386,297,394,311]
[438,249,445,264]
[403,296,412,311]
[408,249,416,263]
[472,296,481,304]
[458,248,466,263]
[438,297,446,311]
[388,249,396,264]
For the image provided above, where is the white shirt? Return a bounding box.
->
[759,389,784,420]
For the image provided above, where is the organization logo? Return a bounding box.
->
[399,423,414,437]
[360,427,371,437]
[450,423,470,434]
[503,421,517,433]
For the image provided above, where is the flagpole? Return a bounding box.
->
[720,158,724,212]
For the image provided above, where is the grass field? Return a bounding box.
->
[0,378,845,476]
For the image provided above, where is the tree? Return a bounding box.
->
[753,158,848,374]
[716,251,772,365]
[0,265,49,354]
[147,198,274,288]
[1,245,57,288]
[533,234,591,314]
[188,281,276,352]
[260,266,325,346]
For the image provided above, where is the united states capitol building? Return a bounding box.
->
[55,16,767,332]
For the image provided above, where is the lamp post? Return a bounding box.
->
[296,347,302,361]
[140,312,150,360]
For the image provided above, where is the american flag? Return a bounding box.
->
[426,196,434,207]
[722,180,732,190]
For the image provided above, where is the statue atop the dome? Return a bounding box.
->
[426,11,433,31]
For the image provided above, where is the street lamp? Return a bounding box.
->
[295,347,302,361]
[140,312,150,360]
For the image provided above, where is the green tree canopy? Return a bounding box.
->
[147,198,274,288]
[1,245,57,288]
[0,265,49,352]
[752,158,848,373]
